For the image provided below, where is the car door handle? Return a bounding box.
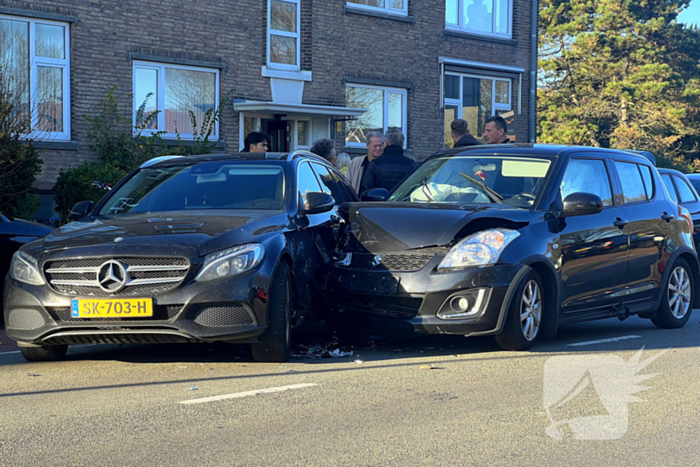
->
[613,218,629,228]
[661,212,675,222]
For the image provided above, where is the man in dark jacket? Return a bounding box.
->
[360,130,417,194]
[451,119,481,147]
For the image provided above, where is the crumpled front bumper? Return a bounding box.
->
[334,255,527,337]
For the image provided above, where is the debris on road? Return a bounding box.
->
[27,373,41,377]
[292,340,353,359]
[354,359,364,364]
[188,387,198,391]
[420,365,444,370]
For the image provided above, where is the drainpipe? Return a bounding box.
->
[530,0,539,143]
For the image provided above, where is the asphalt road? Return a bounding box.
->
[1,315,699,466]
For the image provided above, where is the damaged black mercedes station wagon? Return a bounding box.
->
[4,151,356,362]
[334,144,700,350]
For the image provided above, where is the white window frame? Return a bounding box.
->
[267,0,301,72]
[445,0,513,39]
[444,72,512,144]
[0,14,71,141]
[345,84,408,149]
[132,61,220,140]
[346,0,409,16]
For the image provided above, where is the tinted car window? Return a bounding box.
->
[614,161,647,204]
[99,162,286,215]
[675,176,697,203]
[639,165,654,199]
[312,163,353,205]
[661,174,679,203]
[298,162,323,209]
[688,178,700,195]
[560,159,613,206]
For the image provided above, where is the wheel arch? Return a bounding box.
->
[667,248,700,308]
[521,257,560,338]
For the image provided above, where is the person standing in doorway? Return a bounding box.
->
[241,132,270,152]
[360,130,417,194]
[346,131,384,194]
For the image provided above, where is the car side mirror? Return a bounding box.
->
[301,192,335,215]
[70,200,95,221]
[361,188,390,202]
[561,192,603,217]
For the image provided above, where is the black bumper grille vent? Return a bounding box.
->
[350,253,435,272]
[193,306,255,327]
[8,309,45,330]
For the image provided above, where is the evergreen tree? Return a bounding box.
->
[538,0,700,169]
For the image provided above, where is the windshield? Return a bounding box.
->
[388,156,553,208]
[98,161,286,215]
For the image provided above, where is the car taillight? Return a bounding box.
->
[679,205,693,232]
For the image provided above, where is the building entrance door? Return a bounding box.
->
[267,120,291,152]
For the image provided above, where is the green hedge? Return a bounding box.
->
[54,163,128,225]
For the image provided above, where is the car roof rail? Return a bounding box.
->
[140,155,185,168]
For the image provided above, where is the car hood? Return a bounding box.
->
[9,217,54,237]
[24,210,288,260]
[342,202,531,253]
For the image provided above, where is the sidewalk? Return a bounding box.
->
[0,326,19,353]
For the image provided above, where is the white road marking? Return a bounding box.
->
[180,383,318,405]
[568,335,642,347]
[0,350,22,355]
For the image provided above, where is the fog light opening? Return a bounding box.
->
[438,288,489,320]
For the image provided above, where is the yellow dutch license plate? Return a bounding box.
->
[70,298,153,318]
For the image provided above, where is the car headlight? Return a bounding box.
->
[10,250,45,285]
[194,244,265,282]
[438,229,520,270]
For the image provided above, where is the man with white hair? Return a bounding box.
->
[360,130,417,194]
[346,131,384,193]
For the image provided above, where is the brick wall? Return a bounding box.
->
[1,0,535,193]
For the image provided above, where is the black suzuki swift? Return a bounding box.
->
[334,144,699,350]
[4,151,356,362]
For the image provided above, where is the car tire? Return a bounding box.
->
[251,263,292,363]
[652,258,693,329]
[19,344,68,362]
[495,270,544,351]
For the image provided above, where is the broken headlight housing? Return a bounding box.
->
[438,229,520,270]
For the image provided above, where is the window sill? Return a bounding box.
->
[261,67,312,82]
[344,6,414,23]
[444,29,517,46]
[33,140,79,150]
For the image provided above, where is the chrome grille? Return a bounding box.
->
[44,257,190,296]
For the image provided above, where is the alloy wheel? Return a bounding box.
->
[520,280,541,341]
[668,266,691,319]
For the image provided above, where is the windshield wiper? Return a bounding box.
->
[459,173,504,202]
[421,179,434,201]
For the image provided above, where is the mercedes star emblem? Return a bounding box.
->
[97,260,129,293]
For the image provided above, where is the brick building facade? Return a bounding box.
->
[0,0,537,220]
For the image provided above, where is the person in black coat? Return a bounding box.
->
[360,130,417,194]
[450,119,481,147]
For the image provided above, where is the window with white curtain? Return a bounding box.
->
[446,0,512,38]
[133,61,219,139]
[268,0,301,71]
[0,14,71,140]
